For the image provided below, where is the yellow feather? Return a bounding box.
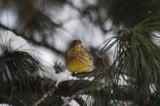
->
[65,43,94,73]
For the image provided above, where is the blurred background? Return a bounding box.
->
[0,0,159,66]
[1,0,160,106]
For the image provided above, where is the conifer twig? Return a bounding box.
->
[61,89,87,106]
[32,87,57,106]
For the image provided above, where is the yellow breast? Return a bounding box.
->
[67,59,93,73]
[65,49,93,73]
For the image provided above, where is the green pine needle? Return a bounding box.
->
[0,45,44,92]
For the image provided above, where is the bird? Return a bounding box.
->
[65,40,94,74]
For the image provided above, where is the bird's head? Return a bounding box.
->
[70,40,82,52]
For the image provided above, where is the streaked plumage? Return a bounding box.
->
[65,40,94,73]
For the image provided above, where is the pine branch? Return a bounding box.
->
[31,79,91,106]
[54,80,91,96]
[0,76,149,105]
[32,87,57,106]
[61,89,86,106]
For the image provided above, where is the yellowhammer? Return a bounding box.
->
[65,40,94,73]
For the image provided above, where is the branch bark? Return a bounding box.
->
[0,75,147,105]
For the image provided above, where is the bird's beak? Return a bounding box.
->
[75,44,81,48]
[74,44,81,51]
